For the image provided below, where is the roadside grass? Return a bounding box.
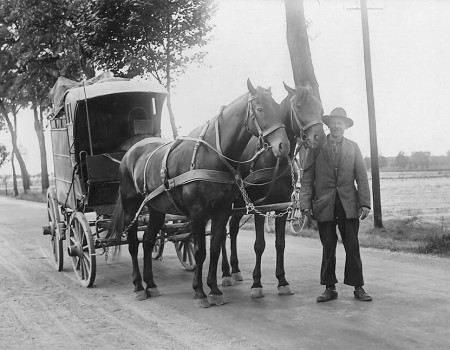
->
[0,189,46,203]
[288,215,450,257]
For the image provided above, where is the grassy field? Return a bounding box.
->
[2,170,450,256]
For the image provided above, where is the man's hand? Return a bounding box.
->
[359,207,370,220]
[301,209,313,220]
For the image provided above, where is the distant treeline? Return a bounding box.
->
[364,151,450,170]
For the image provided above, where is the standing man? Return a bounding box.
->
[300,107,372,302]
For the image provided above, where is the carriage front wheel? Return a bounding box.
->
[67,212,96,287]
[46,188,64,272]
[174,236,195,271]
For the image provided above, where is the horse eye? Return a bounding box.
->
[256,107,263,112]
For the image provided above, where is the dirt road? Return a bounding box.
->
[1,197,449,350]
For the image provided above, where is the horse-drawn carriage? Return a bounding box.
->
[43,74,323,307]
[43,74,195,288]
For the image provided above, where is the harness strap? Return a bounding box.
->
[190,120,211,170]
[102,153,122,164]
[289,95,323,140]
[243,166,290,186]
[246,93,285,139]
[141,141,173,193]
[142,169,235,206]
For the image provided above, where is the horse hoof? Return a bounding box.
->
[208,294,226,306]
[135,290,148,301]
[277,285,294,296]
[146,287,161,297]
[222,276,234,287]
[250,288,264,298]
[194,298,211,309]
[232,272,243,281]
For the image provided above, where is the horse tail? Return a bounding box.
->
[107,191,125,257]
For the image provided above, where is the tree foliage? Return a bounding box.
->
[76,0,216,138]
[0,143,9,168]
[77,0,215,85]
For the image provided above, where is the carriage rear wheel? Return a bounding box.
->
[47,188,64,272]
[67,212,96,287]
[174,236,195,271]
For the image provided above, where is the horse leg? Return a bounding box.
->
[126,219,146,300]
[142,208,165,298]
[275,213,293,295]
[207,213,229,306]
[229,214,244,281]
[221,228,234,287]
[251,214,265,298]
[191,218,209,308]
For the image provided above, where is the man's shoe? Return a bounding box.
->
[354,287,372,301]
[316,288,338,302]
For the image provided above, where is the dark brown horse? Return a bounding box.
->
[221,83,325,297]
[108,80,290,307]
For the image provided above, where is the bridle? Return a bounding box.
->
[289,94,323,145]
[245,92,285,148]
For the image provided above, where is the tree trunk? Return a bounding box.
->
[33,104,49,194]
[285,0,321,100]
[166,92,178,139]
[11,152,18,196]
[0,103,31,192]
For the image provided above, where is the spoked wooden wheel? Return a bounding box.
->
[174,236,196,271]
[152,231,165,260]
[290,210,308,234]
[67,212,96,287]
[47,188,64,271]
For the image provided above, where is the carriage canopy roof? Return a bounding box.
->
[49,72,167,117]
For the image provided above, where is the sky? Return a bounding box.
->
[1,0,450,175]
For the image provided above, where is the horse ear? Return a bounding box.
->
[247,79,257,95]
[283,82,295,95]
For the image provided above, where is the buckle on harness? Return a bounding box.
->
[164,178,175,190]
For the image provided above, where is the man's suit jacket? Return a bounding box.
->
[299,136,371,222]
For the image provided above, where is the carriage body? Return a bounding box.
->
[49,78,167,213]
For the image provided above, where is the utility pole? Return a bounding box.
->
[360,0,382,228]
[348,0,383,228]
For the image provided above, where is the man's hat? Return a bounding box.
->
[323,107,354,128]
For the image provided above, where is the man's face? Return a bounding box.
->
[328,118,347,139]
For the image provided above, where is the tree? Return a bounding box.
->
[77,0,216,139]
[0,1,32,192]
[411,151,430,169]
[378,155,387,169]
[395,151,409,169]
[0,143,8,168]
[1,0,85,193]
[285,0,320,99]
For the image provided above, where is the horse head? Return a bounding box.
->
[246,79,289,158]
[283,82,326,150]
